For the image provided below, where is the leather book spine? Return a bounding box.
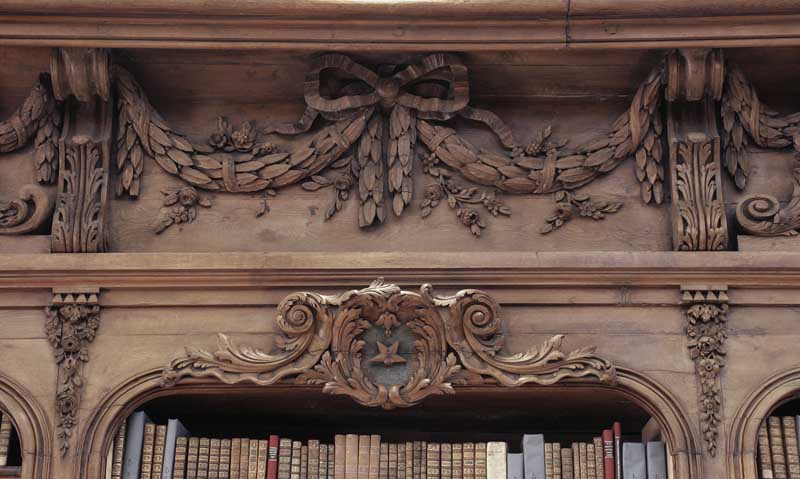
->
[421,443,428,479]
[759,423,775,479]
[462,444,474,479]
[592,438,603,479]
[601,430,613,479]
[345,435,359,479]
[578,443,587,479]
[309,440,320,479]
[441,444,452,479]
[379,443,389,479]
[328,444,336,479]
[570,444,579,479]
[239,439,250,479]
[544,443,553,479]
[220,439,232,479]
[389,444,398,479]
[174,436,189,479]
[290,441,302,479]
[111,422,127,479]
[319,444,328,479]
[397,443,407,479]
[278,439,292,479]
[559,449,572,479]
[412,442,422,479]
[0,414,11,467]
[358,436,371,479]
[248,439,259,479]
[140,423,157,479]
[426,443,440,479]
[334,436,346,479]
[783,417,800,479]
[771,416,789,479]
[152,425,168,479]
[209,438,221,479]
[451,444,462,479]
[369,436,381,479]
[186,438,200,479]
[197,438,211,479]
[585,444,595,479]
[230,439,241,479]
[474,443,486,479]
[612,423,621,479]
[301,445,308,479]
[550,444,561,479]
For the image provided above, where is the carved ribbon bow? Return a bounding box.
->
[273,53,515,148]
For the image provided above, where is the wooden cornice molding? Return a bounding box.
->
[0,1,799,50]
[1,252,800,288]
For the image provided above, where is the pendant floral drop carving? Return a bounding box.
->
[45,288,101,455]
[682,285,728,457]
[162,279,616,409]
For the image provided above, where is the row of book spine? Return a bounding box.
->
[110,413,667,479]
[0,411,14,467]
[757,415,800,479]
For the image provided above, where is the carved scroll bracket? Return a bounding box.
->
[49,48,112,253]
[45,287,101,455]
[682,284,728,457]
[666,49,730,251]
[162,279,615,410]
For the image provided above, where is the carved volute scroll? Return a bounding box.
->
[163,279,616,409]
[45,288,101,455]
[682,284,728,457]
[49,48,112,253]
[665,49,729,251]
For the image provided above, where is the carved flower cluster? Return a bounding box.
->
[154,186,212,234]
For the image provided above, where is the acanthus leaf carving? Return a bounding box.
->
[45,288,101,455]
[162,279,616,410]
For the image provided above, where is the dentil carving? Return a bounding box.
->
[45,288,101,455]
[682,284,728,456]
[162,279,616,409]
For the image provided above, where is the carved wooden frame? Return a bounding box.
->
[162,279,616,409]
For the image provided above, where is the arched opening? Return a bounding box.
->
[80,367,701,479]
[0,373,51,479]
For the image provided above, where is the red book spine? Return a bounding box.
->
[602,430,614,479]
[612,423,622,479]
[268,435,280,479]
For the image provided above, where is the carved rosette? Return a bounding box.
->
[682,285,728,457]
[163,279,616,409]
[45,288,101,455]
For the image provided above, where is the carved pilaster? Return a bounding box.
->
[682,284,728,457]
[45,288,101,455]
[666,49,730,251]
[49,48,112,252]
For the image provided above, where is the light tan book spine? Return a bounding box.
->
[239,439,250,479]
[760,423,775,479]
[585,444,595,479]
[345,435,359,479]
[209,438,222,479]
[318,443,328,479]
[0,414,12,467]
[152,425,168,479]
[334,436,346,479]
[545,443,553,479]
[278,439,292,479]
[426,443,440,479]
[440,444,452,479]
[258,440,269,479]
[462,443,474,479]
[369,435,381,479]
[220,439,232,479]
[248,440,259,479]
[592,438,603,479]
[140,423,157,479]
[198,438,211,479]
[111,422,126,479]
[451,444,462,479]
[421,443,428,479]
[474,444,486,479]
[485,443,506,479]
[771,416,789,479]
[379,443,389,479]
[291,441,302,479]
[309,441,320,479]
[570,444,580,479]
[174,436,189,479]
[328,444,335,479]
[404,443,413,479]
[389,444,398,479]
[358,436,371,479]
[560,449,573,479]
[397,444,407,479]
[551,443,561,479]
[301,445,308,479]
[187,437,200,479]
[783,417,800,479]
[230,439,241,479]
[412,442,421,479]
[578,443,588,479]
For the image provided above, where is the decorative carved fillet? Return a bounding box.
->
[162,279,616,409]
[46,288,101,455]
[682,284,728,457]
[0,184,53,235]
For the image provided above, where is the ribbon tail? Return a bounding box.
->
[266,107,319,135]
[458,106,516,149]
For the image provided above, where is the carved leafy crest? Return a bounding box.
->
[162,279,616,409]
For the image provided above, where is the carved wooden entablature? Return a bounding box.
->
[161,279,616,409]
